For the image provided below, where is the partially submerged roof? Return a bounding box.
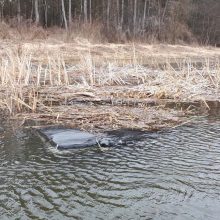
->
[37,128,97,150]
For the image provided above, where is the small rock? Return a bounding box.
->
[99,138,114,147]
[0,127,4,133]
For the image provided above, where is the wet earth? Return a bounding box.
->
[0,117,220,220]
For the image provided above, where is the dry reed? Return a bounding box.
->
[0,40,219,131]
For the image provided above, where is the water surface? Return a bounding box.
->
[0,118,220,220]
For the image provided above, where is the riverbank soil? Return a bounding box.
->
[0,39,220,132]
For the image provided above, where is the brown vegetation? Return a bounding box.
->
[0,37,219,131]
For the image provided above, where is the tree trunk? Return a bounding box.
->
[84,0,88,23]
[89,0,92,24]
[142,0,147,30]
[133,0,137,36]
[107,0,110,30]
[121,0,124,27]
[30,0,34,21]
[61,0,68,30]
[17,0,21,24]
[35,0,40,25]
[68,0,72,26]
[44,0,48,27]
[0,1,4,21]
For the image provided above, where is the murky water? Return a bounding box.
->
[0,118,220,220]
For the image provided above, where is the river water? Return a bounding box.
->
[0,118,220,220]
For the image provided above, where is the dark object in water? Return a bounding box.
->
[37,128,97,150]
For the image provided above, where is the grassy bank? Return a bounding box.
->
[0,37,220,131]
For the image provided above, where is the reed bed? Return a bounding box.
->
[0,42,219,131]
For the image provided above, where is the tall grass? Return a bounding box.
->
[0,42,219,115]
[0,21,106,43]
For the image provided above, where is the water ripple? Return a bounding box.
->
[0,118,220,219]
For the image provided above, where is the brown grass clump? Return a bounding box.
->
[0,22,47,41]
[0,22,13,39]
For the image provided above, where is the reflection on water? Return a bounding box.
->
[0,118,220,220]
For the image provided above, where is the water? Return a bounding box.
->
[0,118,220,220]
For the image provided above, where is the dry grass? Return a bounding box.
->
[0,21,106,43]
[0,36,220,131]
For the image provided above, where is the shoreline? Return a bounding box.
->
[0,40,219,132]
[6,85,220,133]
